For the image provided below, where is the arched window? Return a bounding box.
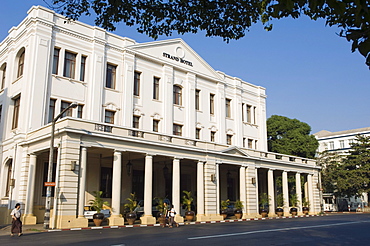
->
[0,63,6,89]
[173,85,182,105]
[5,159,13,197]
[17,49,25,78]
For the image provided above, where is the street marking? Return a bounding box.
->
[188,220,370,240]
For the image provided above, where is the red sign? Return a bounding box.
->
[44,182,56,187]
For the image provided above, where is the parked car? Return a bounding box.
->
[83,206,111,220]
[134,198,171,217]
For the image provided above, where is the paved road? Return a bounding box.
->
[1,214,370,246]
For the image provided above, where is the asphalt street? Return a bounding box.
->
[1,214,370,246]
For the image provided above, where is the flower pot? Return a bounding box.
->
[220,209,228,219]
[126,212,137,225]
[185,211,195,221]
[302,207,309,215]
[260,209,268,217]
[93,212,105,226]
[234,209,243,219]
[157,213,166,227]
[290,207,298,216]
[276,207,284,217]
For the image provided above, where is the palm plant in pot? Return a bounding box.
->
[123,193,137,225]
[302,198,310,215]
[289,194,299,216]
[89,191,110,226]
[182,190,195,221]
[155,197,167,226]
[275,193,284,217]
[234,200,244,219]
[259,193,270,217]
[220,199,230,219]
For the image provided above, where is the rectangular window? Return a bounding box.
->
[153,119,159,132]
[242,103,245,121]
[48,99,56,123]
[329,141,334,150]
[248,139,253,148]
[227,134,232,145]
[63,51,76,78]
[0,105,2,123]
[349,139,355,145]
[17,51,25,78]
[247,105,252,123]
[153,77,160,100]
[255,140,258,149]
[61,101,73,118]
[52,48,60,75]
[1,65,6,90]
[77,105,83,118]
[106,63,116,89]
[226,98,231,118]
[100,167,112,198]
[80,55,87,81]
[243,138,246,148]
[173,124,182,136]
[253,106,257,124]
[195,89,200,110]
[210,93,215,115]
[173,85,182,105]
[12,96,20,129]
[134,71,141,96]
[196,128,201,140]
[133,116,140,129]
[339,140,345,149]
[105,110,115,124]
[5,162,12,197]
[210,131,216,142]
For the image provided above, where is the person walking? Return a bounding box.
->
[167,204,179,228]
[10,203,22,237]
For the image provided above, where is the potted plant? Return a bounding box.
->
[289,194,299,216]
[275,193,284,217]
[182,191,195,221]
[234,200,243,219]
[302,198,310,215]
[220,199,230,219]
[123,193,138,225]
[89,191,110,226]
[155,197,167,226]
[259,193,270,217]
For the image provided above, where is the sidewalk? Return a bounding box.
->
[0,223,46,236]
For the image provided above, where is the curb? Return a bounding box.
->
[47,214,325,233]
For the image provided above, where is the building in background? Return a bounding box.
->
[0,6,320,228]
[314,127,370,212]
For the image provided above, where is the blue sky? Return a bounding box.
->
[1,1,369,134]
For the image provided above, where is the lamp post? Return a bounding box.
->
[44,102,78,229]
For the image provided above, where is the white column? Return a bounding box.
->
[239,166,246,214]
[78,147,87,217]
[282,171,289,215]
[216,163,220,214]
[197,161,205,216]
[296,172,302,213]
[255,168,259,215]
[111,151,122,216]
[25,154,37,218]
[307,174,314,213]
[267,169,275,216]
[140,154,156,224]
[172,158,183,222]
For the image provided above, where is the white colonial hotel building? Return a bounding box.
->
[0,6,321,228]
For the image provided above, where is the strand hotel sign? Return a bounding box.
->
[162,47,193,67]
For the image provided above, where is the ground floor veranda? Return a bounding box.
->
[0,119,321,228]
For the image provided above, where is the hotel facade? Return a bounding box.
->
[0,6,320,228]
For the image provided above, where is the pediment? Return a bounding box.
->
[127,39,223,80]
[221,146,250,157]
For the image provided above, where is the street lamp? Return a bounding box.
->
[44,102,78,229]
